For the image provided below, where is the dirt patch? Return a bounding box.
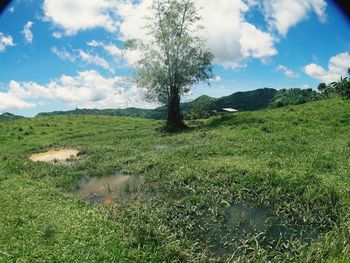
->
[29,148,79,164]
[76,172,145,204]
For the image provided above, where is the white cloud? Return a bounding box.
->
[117,0,277,69]
[51,46,112,71]
[42,0,327,69]
[209,76,222,82]
[263,0,327,36]
[78,50,111,71]
[239,22,277,59]
[43,0,120,36]
[102,44,123,58]
[52,31,63,38]
[302,84,311,89]
[86,40,99,47]
[3,70,156,112]
[42,0,277,68]
[0,92,35,113]
[0,32,14,52]
[22,21,34,43]
[304,52,350,83]
[276,65,299,78]
[87,40,123,58]
[51,47,76,62]
[8,7,14,13]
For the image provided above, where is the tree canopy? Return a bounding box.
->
[131,0,214,130]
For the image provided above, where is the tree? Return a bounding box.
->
[131,0,214,131]
[317,83,327,93]
[331,68,350,99]
[317,82,334,98]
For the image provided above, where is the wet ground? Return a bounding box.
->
[203,202,319,256]
[74,172,319,255]
[76,172,145,205]
[29,149,79,164]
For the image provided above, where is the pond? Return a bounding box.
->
[203,202,319,256]
[76,172,145,205]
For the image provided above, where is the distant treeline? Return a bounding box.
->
[36,88,278,120]
[0,112,25,122]
[35,88,320,120]
[37,107,166,120]
[4,84,345,121]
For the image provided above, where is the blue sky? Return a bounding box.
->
[0,0,349,116]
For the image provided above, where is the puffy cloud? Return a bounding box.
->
[52,31,62,39]
[87,40,123,58]
[0,32,14,52]
[51,47,112,71]
[3,70,156,112]
[0,92,35,113]
[51,47,76,62]
[42,0,120,36]
[276,65,299,78]
[8,7,14,13]
[42,0,277,68]
[42,0,327,69]
[117,0,152,42]
[263,0,327,36]
[22,21,34,43]
[304,52,350,83]
[239,22,277,59]
[78,50,111,71]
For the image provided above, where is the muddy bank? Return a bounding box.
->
[29,148,79,164]
[76,172,145,205]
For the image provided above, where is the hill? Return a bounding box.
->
[36,88,277,119]
[214,87,277,111]
[0,112,25,121]
[37,107,165,120]
[1,98,349,261]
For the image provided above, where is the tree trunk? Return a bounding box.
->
[167,88,185,131]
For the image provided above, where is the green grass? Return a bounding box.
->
[1,98,350,262]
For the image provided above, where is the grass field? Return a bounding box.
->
[1,98,350,262]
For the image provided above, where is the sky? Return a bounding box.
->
[0,0,349,116]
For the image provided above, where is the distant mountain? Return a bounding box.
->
[36,88,278,119]
[0,112,25,121]
[184,88,278,118]
[214,88,278,111]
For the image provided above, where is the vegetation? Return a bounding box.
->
[37,107,166,120]
[270,88,319,108]
[1,98,350,261]
[36,88,278,120]
[132,0,213,131]
[317,82,336,98]
[0,112,24,122]
[215,88,277,111]
[331,68,350,99]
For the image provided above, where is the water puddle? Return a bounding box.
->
[76,172,145,205]
[201,202,319,256]
[29,148,79,164]
[154,144,168,150]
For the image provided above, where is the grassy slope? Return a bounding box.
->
[0,98,350,262]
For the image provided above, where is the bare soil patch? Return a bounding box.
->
[29,148,79,164]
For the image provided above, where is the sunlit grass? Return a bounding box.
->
[0,98,349,261]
